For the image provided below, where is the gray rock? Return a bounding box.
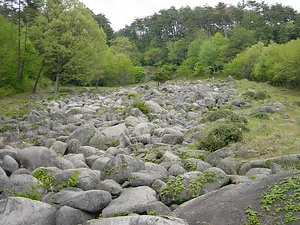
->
[245,168,272,179]
[160,171,204,206]
[101,124,128,143]
[216,156,239,175]
[0,197,57,225]
[145,100,165,113]
[67,125,97,146]
[102,186,158,217]
[48,189,111,213]
[101,154,145,184]
[145,201,171,216]
[84,215,188,225]
[129,170,167,187]
[91,157,111,171]
[168,164,187,176]
[205,147,235,166]
[16,146,57,171]
[66,138,81,154]
[0,167,8,191]
[89,133,111,150]
[161,134,184,145]
[54,168,100,191]
[200,167,230,195]
[50,140,68,155]
[173,171,299,225]
[56,205,96,225]
[64,153,88,168]
[98,179,123,198]
[0,146,18,160]
[2,174,46,199]
[77,146,98,157]
[2,155,19,175]
[132,122,154,136]
[55,156,76,170]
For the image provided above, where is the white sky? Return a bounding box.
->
[79,0,300,31]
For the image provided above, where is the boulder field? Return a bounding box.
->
[0,79,299,225]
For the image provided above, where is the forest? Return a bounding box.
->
[0,0,300,98]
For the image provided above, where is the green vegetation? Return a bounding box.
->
[33,168,80,191]
[132,99,150,114]
[198,123,245,152]
[1,0,300,97]
[245,175,300,224]
[160,172,216,205]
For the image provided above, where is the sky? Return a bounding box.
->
[79,0,300,31]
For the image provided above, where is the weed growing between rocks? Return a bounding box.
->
[132,99,150,114]
[33,168,80,192]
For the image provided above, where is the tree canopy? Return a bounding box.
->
[0,0,300,98]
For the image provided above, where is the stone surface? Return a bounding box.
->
[0,197,57,225]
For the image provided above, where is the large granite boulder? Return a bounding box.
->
[0,197,57,225]
[84,215,188,225]
[173,171,299,225]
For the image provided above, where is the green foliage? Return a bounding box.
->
[33,168,80,191]
[205,109,248,124]
[15,191,42,201]
[57,170,80,190]
[0,15,41,96]
[250,112,269,120]
[254,39,300,88]
[151,68,170,88]
[253,91,270,101]
[225,42,265,80]
[29,0,108,93]
[33,168,56,190]
[261,176,300,223]
[198,123,244,152]
[133,66,146,83]
[113,211,133,217]
[245,206,261,225]
[132,99,150,114]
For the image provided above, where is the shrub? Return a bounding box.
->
[253,91,270,101]
[250,112,269,120]
[133,99,150,114]
[206,109,248,124]
[198,123,243,152]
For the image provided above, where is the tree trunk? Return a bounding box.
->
[54,73,60,95]
[17,0,21,82]
[20,25,28,81]
[33,58,45,93]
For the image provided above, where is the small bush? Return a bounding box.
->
[133,99,150,114]
[250,112,269,120]
[206,109,248,124]
[253,91,270,101]
[198,123,244,152]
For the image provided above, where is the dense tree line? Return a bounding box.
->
[0,0,299,98]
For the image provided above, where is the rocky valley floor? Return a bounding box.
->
[0,78,299,225]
